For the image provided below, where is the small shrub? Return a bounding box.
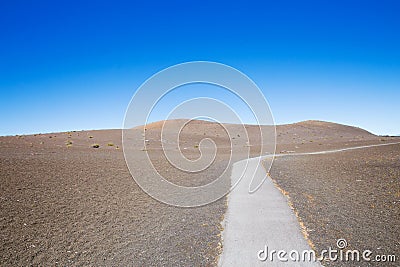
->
[107,142,114,146]
[91,144,100,148]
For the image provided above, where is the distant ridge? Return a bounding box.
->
[139,119,374,135]
[285,120,374,135]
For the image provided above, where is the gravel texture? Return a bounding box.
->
[1,119,399,266]
[269,143,400,266]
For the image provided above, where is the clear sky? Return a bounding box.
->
[1,0,399,136]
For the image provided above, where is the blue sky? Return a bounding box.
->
[1,0,399,135]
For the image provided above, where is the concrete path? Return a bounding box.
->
[219,157,322,266]
[219,142,400,266]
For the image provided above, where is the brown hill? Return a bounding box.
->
[134,119,389,154]
[1,119,398,265]
[276,120,376,144]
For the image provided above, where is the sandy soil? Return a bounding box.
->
[0,120,399,266]
[269,144,400,266]
[0,128,228,266]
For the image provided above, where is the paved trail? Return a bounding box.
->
[219,142,400,266]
